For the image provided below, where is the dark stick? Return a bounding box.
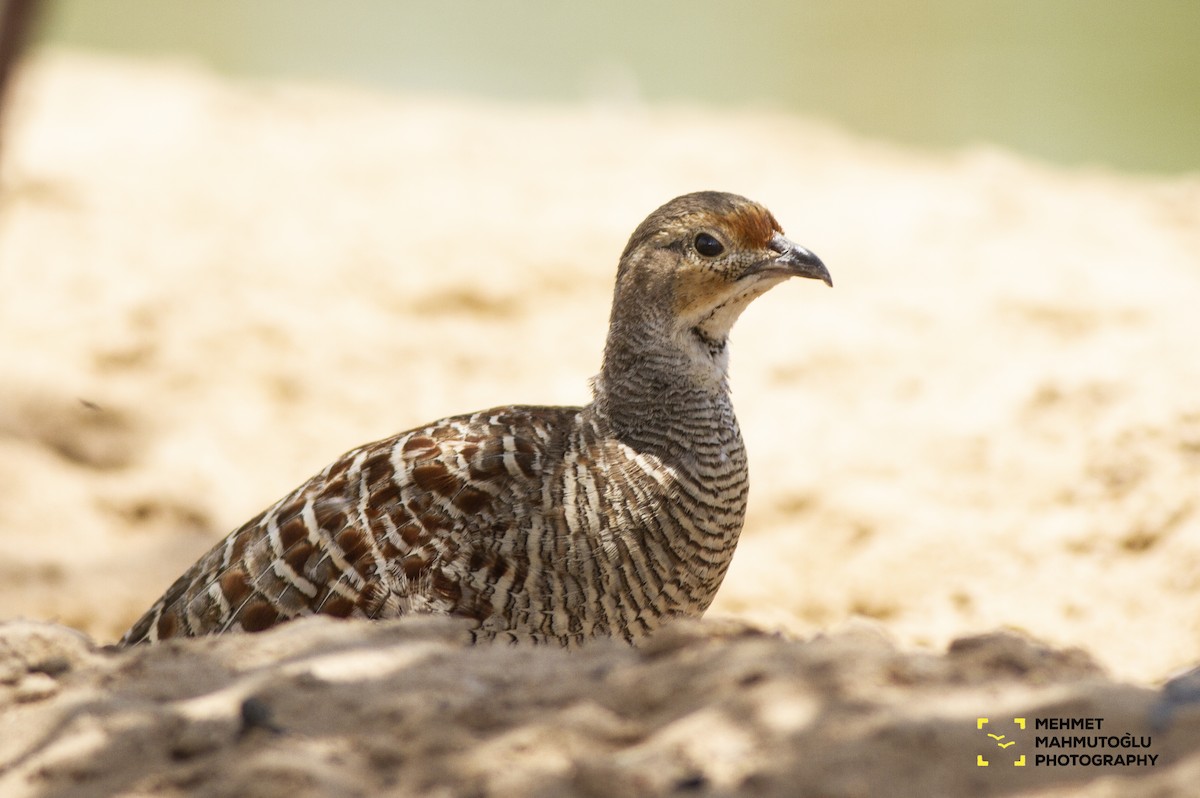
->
[0,0,43,175]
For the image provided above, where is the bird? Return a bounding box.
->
[118,191,831,647]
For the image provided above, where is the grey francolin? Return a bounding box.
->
[119,191,830,647]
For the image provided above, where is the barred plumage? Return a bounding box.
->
[119,191,831,647]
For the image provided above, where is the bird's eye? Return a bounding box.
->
[693,233,725,258]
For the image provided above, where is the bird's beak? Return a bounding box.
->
[766,232,832,287]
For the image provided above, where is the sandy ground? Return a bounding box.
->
[1,51,1200,796]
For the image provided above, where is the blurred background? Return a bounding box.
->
[20,0,1200,174]
[2,0,1200,687]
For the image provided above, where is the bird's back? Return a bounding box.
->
[120,405,575,645]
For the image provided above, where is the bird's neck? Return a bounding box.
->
[589,315,740,459]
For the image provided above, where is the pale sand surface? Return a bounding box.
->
[1,52,1200,796]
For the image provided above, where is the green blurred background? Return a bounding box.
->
[32,0,1200,174]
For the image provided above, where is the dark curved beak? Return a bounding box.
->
[767,232,832,287]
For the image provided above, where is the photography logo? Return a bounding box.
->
[977,717,1026,767]
[990,715,1159,768]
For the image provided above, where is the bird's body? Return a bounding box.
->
[119,191,830,647]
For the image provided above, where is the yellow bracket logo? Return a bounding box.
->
[977,718,1026,766]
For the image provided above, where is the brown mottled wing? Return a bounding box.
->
[118,406,570,645]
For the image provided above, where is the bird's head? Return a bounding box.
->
[609,191,830,354]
